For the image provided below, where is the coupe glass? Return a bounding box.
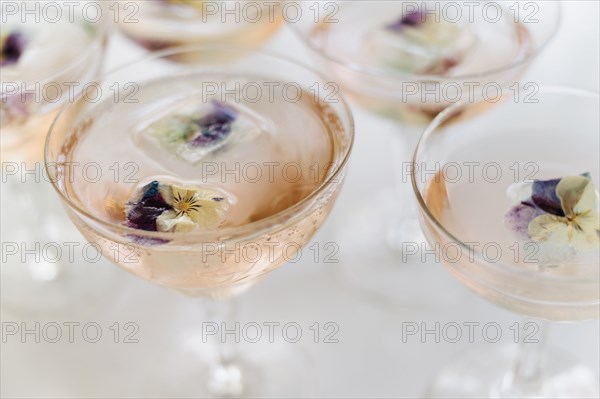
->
[45,46,354,397]
[116,0,283,53]
[411,87,599,398]
[1,0,112,313]
[290,0,560,303]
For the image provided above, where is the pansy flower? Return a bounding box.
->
[125,180,229,234]
[156,183,229,232]
[145,101,238,164]
[505,174,600,251]
[375,8,474,75]
[189,101,238,147]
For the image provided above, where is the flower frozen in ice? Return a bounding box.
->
[156,183,229,233]
[369,7,475,75]
[505,174,600,251]
[144,101,239,164]
[125,180,229,233]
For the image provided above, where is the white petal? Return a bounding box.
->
[156,210,195,233]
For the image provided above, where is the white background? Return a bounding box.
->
[1,1,599,397]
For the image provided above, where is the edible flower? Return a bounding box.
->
[505,174,600,250]
[125,180,229,233]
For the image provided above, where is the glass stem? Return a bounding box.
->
[391,124,420,202]
[387,126,426,251]
[203,297,244,397]
[500,318,549,397]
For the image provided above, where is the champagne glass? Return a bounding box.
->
[1,0,112,313]
[45,46,354,397]
[411,87,599,397]
[290,0,560,303]
[116,0,284,53]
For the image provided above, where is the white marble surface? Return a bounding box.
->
[1,1,599,398]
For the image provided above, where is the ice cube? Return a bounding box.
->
[363,13,476,74]
[142,100,265,164]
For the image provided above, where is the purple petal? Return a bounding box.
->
[1,92,35,123]
[387,10,425,32]
[1,32,27,67]
[504,202,546,240]
[530,178,564,217]
[189,101,238,147]
[126,234,171,246]
[125,181,172,232]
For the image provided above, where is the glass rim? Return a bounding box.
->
[410,85,600,284]
[288,1,562,82]
[1,2,112,97]
[44,44,355,242]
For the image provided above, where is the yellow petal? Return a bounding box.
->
[571,210,600,249]
[574,182,598,215]
[176,186,197,204]
[556,176,594,218]
[158,183,229,230]
[159,184,200,208]
[528,214,567,242]
[186,191,229,229]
